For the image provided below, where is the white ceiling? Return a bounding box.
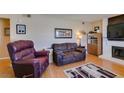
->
[44,14,118,22]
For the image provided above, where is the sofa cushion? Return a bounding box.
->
[11,40,34,53]
[53,43,67,51]
[63,51,73,56]
[63,52,74,61]
[72,51,84,60]
[14,48,35,61]
[72,51,81,56]
[66,43,77,50]
[63,54,74,59]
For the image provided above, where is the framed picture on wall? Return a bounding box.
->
[55,28,72,38]
[94,26,100,32]
[16,24,26,34]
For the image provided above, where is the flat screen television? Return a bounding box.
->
[107,23,124,41]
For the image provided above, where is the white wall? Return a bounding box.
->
[0,14,90,51]
[25,15,89,50]
[90,20,102,33]
[100,18,124,65]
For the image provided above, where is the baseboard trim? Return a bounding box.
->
[99,55,124,66]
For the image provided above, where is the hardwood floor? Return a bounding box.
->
[0,54,124,78]
[0,59,14,78]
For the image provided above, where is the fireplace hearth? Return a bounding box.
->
[112,46,124,60]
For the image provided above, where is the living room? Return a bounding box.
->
[1,0,124,93]
[0,14,124,78]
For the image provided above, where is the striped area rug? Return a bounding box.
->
[64,63,117,78]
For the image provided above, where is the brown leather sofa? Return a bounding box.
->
[52,43,86,66]
[7,40,49,78]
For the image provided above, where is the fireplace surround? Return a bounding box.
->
[112,46,124,60]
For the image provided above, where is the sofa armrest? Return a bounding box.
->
[53,51,64,64]
[34,50,50,57]
[78,46,85,48]
[76,47,86,53]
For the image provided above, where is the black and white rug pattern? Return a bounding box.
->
[64,63,117,78]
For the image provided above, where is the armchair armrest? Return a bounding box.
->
[13,59,40,78]
[34,50,50,57]
[14,59,38,65]
[14,59,40,68]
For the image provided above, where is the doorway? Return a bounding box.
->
[0,18,10,59]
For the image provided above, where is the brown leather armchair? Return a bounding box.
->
[7,40,49,78]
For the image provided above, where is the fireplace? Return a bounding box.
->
[112,46,124,60]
